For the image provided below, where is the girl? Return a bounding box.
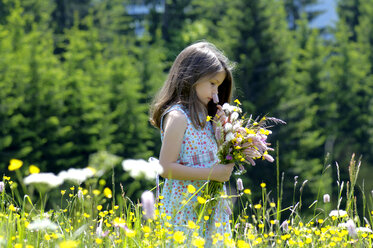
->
[150,41,235,246]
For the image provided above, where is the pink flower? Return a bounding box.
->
[263,154,274,163]
[141,191,155,219]
[323,194,330,203]
[212,93,219,104]
[215,126,221,142]
[246,157,256,166]
[236,178,244,191]
[281,220,289,232]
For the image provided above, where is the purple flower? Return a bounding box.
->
[0,181,4,193]
[77,190,83,200]
[141,190,155,219]
[226,155,233,160]
[323,194,330,203]
[215,126,221,142]
[281,220,289,232]
[236,178,244,191]
[263,154,274,163]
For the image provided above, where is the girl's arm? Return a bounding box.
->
[159,110,234,182]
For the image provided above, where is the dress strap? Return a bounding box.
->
[160,104,189,135]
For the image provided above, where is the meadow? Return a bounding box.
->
[1,154,372,248]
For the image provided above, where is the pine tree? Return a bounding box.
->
[0,0,67,171]
[328,19,371,167]
[356,0,373,165]
[216,0,292,117]
[284,0,324,30]
[278,16,333,205]
[337,0,360,41]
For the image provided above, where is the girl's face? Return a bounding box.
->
[195,70,226,107]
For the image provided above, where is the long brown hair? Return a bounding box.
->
[150,41,234,130]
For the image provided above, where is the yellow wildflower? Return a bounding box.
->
[237,240,250,248]
[173,231,186,243]
[104,187,112,198]
[206,115,212,122]
[254,204,262,209]
[9,204,17,212]
[187,184,196,194]
[234,99,241,105]
[260,182,266,188]
[125,229,136,238]
[59,240,79,248]
[95,238,103,244]
[93,189,100,195]
[44,234,51,241]
[197,196,206,204]
[8,159,23,171]
[244,189,251,195]
[188,220,197,229]
[29,165,40,174]
[192,237,205,248]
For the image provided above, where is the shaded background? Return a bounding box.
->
[1,0,373,217]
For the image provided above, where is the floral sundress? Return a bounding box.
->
[160,104,232,246]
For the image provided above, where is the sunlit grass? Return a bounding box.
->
[0,155,372,247]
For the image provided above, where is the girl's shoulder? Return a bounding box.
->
[161,104,189,132]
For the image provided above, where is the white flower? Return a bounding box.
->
[27,218,58,231]
[222,103,233,113]
[233,122,241,132]
[346,219,357,238]
[58,167,95,185]
[122,158,163,180]
[230,112,239,121]
[329,210,348,218]
[356,227,373,233]
[224,123,233,132]
[225,132,235,142]
[24,173,63,189]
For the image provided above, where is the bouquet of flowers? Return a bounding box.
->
[199,96,285,217]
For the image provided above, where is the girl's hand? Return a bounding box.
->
[213,105,227,135]
[211,163,234,182]
[214,105,227,124]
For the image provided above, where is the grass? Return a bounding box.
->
[0,154,372,247]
